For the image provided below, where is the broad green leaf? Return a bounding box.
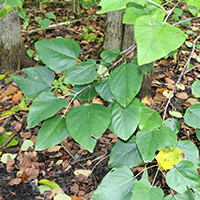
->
[185,104,200,129]
[0,8,7,19]
[132,179,164,200]
[39,179,60,189]
[135,16,186,65]
[156,147,183,171]
[91,166,137,200]
[185,0,200,15]
[136,129,166,162]
[7,0,22,7]
[192,80,200,98]
[35,38,81,72]
[108,135,143,168]
[0,0,5,4]
[164,189,195,200]
[109,63,143,107]
[169,110,183,118]
[95,77,114,102]
[100,49,120,63]
[160,126,177,149]
[66,104,111,152]
[45,12,56,19]
[123,3,165,24]
[17,7,26,19]
[10,67,55,100]
[72,83,96,101]
[196,129,200,141]
[176,140,200,166]
[139,105,162,130]
[37,185,51,195]
[109,98,141,140]
[97,0,136,14]
[65,61,98,85]
[35,115,69,151]
[39,19,50,30]
[27,92,69,128]
[164,118,180,134]
[166,160,200,194]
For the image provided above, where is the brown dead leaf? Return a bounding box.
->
[78,190,86,197]
[47,145,62,152]
[6,155,15,173]
[159,60,171,66]
[167,84,174,89]
[62,160,70,170]
[164,78,175,85]
[86,160,92,166]
[71,196,83,200]
[25,151,38,162]
[12,92,23,103]
[14,122,22,132]
[30,135,37,144]
[0,126,5,134]
[49,152,63,158]
[1,87,18,98]
[70,183,79,195]
[141,95,156,106]
[154,92,167,102]
[9,178,21,186]
[91,97,104,105]
[20,131,32,139]
[21,164,40,181]
[175,92,188,100]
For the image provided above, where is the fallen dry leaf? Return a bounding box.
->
[0,126,5,134]
[20,131,32,139]
[164,78,175,84]
[175,92,188,100]
[91,97,104,105]
[70,183,79,195]
[6,155,15,173]
[71,195,83,200]
[62,160,70,170]
[47,145,62,152]
[9,178,21,186]
[12,92,23,103]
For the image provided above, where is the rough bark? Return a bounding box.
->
[103,11,153,99]
[0,3,32,71]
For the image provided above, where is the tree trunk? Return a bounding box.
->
[0,3,32,71]
[103,11,153,99]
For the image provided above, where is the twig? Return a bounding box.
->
[173,17,200,26]
[148,0,169,14]
[0,130,17,151]
[61,142,86,170]
[184,65,200,74]
[0,112,15,121]
[87,154,110,178]
[162,35,200,124]
[151,167,160,187]
[27,19,82,34]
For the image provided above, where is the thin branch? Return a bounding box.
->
[162,35,200,124]
[184,65,200,75]
[151,167,160,187]
[173,17,200,26]
[147,0,169,14]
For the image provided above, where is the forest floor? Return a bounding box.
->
[0,1,200,199]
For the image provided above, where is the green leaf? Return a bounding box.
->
[10,67,55,100]
[21,140,34,151]
[164,118,180,134]
[39,179,60,189]
[0,0,6,4]
[95,77,114,102]
[109,98,141,140]
[166,160,200,194]
[35,38,81,72]
[135,16,186,65]
[192,80,200,98]
[164,189,195,200]
[39,19,50,30]
[65,61,98,85]
[176,140,200,166]
[108,135,143,168]
[196,129,200,141]
[17,7,26,19]
[7,0,22,7]
[27,92,69,128]
[100,49,120,63]
[186,0,200,15]
[123,3,165,24]
[72,83,96,101]
[109,63,143,107]
[160,126,177,149]
[0,8,7,19]
[54,194,71,200]
[35,115,69,151]
[0,134,18,147]
[66,104,111,152]
[139,105,162,130]
[91,166,137,200]
[97,0,140,14]
[185,104,200,129]
[132,179,164,200]
[136,129,165,162]
[1,153,17,164]
[45,12,56,19]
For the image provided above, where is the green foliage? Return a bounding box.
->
[10,0,200,199]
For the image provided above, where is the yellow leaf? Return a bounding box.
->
[39,179,60,189]
[156,147,184,171]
